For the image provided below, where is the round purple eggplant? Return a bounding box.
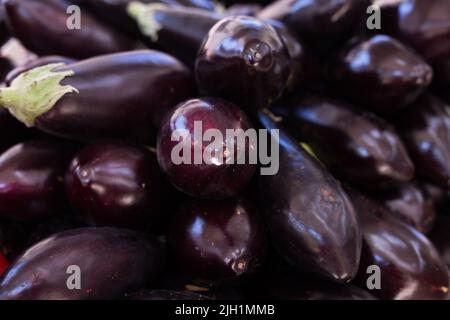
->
[195,16,291,112]
[254,110,362,283]
[0,141,75,222]
[169,197,267,281]
[0,50,195,142]
[66,141,169,230]
[0,227,165,300]
[157,98,256,199]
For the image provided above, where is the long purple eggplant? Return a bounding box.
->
[0,50,195,142]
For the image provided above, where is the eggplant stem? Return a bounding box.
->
[0,63,78,127]
[127,1,169,42]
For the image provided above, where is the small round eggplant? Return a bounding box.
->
[3,0,137,59]
[66,141,169,230]
[195,16,291,112]
[169,197,267,282]
[374,182,436,233]
[128,2,223,66]
[0,141,75,222]
[157,98,256,199]
[254,110,362,284]
[396,93,450,188]
[5,55,76,86]
[257,0,370,54]
[271,95,415,189]
[0,227,165,300]
[327,35,433,115]
[0,50,195,142]
[349,189,449,300]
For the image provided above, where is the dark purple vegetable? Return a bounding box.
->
[0,218,26,259]
[195,16,291,112]
[257,0,370,54]
[0,227,165,300]
[254,110,362,283]
[349,189,449,300]
[0,109,32,153]
[271,95,415,189]
[5,55,76,86]
[128,2,222,66]
[327,35,433,115]
[0,50,195,142]
[397,0,450,86]
[3,0,136,59]
[430,216,450,268]
[0,141,75,222]
[396,93,450,188]
[374,183,436,233]
[169,197,267,281]
[66,141,169,230]
[157,98,256,199]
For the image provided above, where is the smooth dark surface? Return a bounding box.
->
[257,0,370,54]
[195,16,290,112]
[3,0,136,59]
[66,141,168,229]
[0,141,75,222]
[327,35,433,115]
[0,218,26,259]
[0,252,7,276]
[0,56,13,83]
[350,190,449,300]
[254,110,362,283]
[0,109,32,153]
[124,289,212,300]
[271,95,415,189]
[157,98,256,199]
[169,197,267,281]
[430,216,450,269]
[36,50,195,142]
[375,183,436,233]
[396,93,450,188]
[5,55,76,85]
[0,227,165,300]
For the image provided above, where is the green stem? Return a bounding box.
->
[127,1,169,42]
[0,63,78,127]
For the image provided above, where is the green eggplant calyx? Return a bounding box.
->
[0,63,78,127]
[127,1,168,42]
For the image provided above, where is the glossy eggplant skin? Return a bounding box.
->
[257,0,370,54]
[396,94,450,188]
[157,98,256,199]
[34,50,195,142]
[430,216,450,269]
[131,5,222,66]
[0,141,75,222]
[349,190,449,300]
[2,0,136,59]
[272,95,415,189]
[254,110,362,283]
[66,141,168,230]
[0,227,165,300]
[0,109,31,153]
[169,197,267,281]
[397,0,450,86]
[374,183,436,233]
[195,16,291,112]
[5,56,76,86]
[327,35,433,115]
[124,289,212,300]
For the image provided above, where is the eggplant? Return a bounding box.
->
[5,55,76,86]
[0,141,75,222]
[0,227,165,300]
[0,109,32,153]
[128,2,223,66]
[0,50,195,142]
[2,0,136,59]
[0,218,26,259]
[349,190,449,300]
[253,110,362,283]
[271,95,415,189]
[430,216,450,269]
[396,93,450,188]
